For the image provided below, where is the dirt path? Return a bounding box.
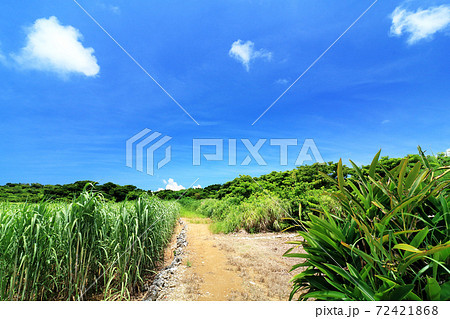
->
[184,222,243,300]
[160,218,303,301]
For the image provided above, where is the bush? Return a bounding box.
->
[197,197,240,220]
[285,148,450,301]
[198,195,290,233]
[178,197,201,211]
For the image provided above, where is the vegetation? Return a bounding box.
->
[197,195,290,233]
[1,149,449,301]
[0,181,147,203]
[0,187,179,300]
[285,148,450,301]
[3,153,448,215]
[161,162,347,217]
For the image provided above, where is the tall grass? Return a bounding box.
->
[0,188,179,300]
[198,196,289,233]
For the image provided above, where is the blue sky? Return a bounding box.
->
[0,0,449,191]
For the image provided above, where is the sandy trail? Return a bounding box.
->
[186,222,243,300]
[160,218,303,301]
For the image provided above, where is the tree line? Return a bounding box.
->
[1,153,448,207]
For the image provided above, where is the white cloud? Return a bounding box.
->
[163,178,185,191]
[12,16,100,76]
[110,6,121,14]
[390,5,450,44]
[275,78,289,85]
[381,119,390,125]
[158,180,200,191]
[0,48,5,65]
[229,40,272,71]
[98,3,121,14]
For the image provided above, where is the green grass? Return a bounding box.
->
[179,207,206,219]
[0,188,179,300]
[198,195,290,233]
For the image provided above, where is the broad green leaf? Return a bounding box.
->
[440,281,450,301]
[349,159,367,185]
[381,194,423,225]
[369,150,381,179]
[417,146,431,169]
[410,227,428,248]
[325,263,375,301]
[381,229,419,244]
[290,269,317,281]
[308,276,332,292]
[393,243,421,253]
[341,241,378,267]
[426,277,441,301]
[337,159,345,192]
[303,290,349,300]
[405,227,429,258]
[401,243,450,271]
[409,170,429,196]
[397,158,408,197]
[404,161,422,189]
[405,291,422,301]
[375,275,398,287]
[309,260,338,282]
[283,253,310,259]
[289,262,311,272]
[388,284,415,301]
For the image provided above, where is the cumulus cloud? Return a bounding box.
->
[162,178,185,191]
[12,16,100,76]
[157,179,200,191]
[229,39,272,71]
[390,5,450,44]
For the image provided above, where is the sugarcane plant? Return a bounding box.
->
[0,186,179,300]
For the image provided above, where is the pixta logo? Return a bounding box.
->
[193,138,324,166]
[127,130,325,175]
[126,129,172,176]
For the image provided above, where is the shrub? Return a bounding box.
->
[197,197,240,220]
[199,195,290,233]
[285,148,450,301]
[178,197,201,211]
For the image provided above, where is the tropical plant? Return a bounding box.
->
[285,148,450,301]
